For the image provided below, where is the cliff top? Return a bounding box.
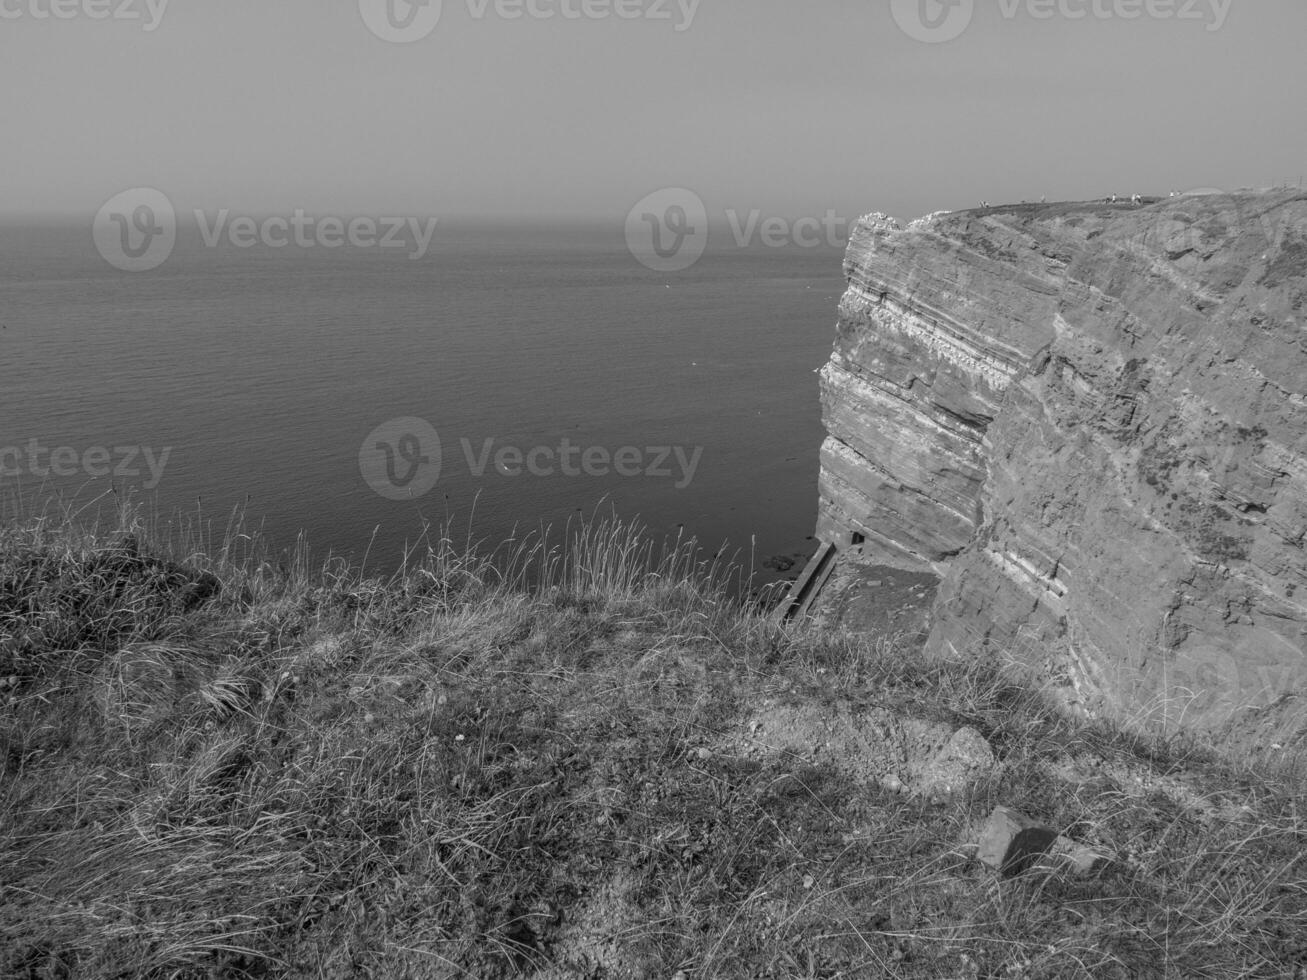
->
[3,514,1307,977]
[892,187,1306,228]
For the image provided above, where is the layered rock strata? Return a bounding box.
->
[817,192,1307,731]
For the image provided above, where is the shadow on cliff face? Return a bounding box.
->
[811,553,939,647]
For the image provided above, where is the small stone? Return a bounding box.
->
[880,773,904,794]
[977,807,1056,876]
[1050,837,1113,875]
[976,806,1111,877]
[802,874,816,890]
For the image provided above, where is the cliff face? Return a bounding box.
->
[818,191,1307,731]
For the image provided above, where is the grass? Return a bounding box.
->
[1,507,1306,979]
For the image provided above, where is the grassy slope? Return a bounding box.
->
[1,516,1305,979]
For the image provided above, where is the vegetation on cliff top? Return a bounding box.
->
[1,508,1305,979]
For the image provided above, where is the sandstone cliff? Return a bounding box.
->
[817,191,1307,733]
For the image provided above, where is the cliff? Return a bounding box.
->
[816,190,1307,733]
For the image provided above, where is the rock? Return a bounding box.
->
[978,808,1058,876]
[976,806,1111,877]
[1049,836,1113,876]
[817,191,1307,734]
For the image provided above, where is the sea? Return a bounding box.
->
[0,218,844,587]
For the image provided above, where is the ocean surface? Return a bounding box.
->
[0,219,844,585]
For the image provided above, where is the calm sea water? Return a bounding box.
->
[0,219,842,584]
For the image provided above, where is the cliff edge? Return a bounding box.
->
[817,190,1307,734]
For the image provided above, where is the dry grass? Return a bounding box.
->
[1,510,1306,978]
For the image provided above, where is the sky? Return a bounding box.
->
[1,0,1304,225]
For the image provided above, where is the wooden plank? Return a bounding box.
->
[772,540,837,625]
[794,548,839,622]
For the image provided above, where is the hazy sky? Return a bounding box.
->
[2,0,1304,224]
